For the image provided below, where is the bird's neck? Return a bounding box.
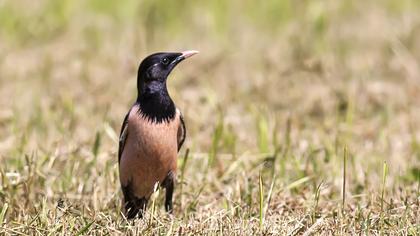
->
[136,89,176,123]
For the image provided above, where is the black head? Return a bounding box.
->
[137,51,199,97]
[136,50,198,123]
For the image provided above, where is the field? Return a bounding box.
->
[0,0,419,235]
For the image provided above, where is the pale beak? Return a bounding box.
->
[181,50,199,59]
[171,50,199,65]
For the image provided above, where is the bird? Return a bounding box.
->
[118,50,198,219]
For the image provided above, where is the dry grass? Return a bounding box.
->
[0,0,419,235]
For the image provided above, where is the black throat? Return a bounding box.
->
[136,89,176,123]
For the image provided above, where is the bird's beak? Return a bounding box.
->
[181,50,199,59]
[171,50,199,65]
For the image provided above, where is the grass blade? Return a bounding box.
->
[380,161,388,235]
[92,131,101,158]
[0,203,8,225]
[342,146,348,214]
[287,176,312,190]
[75,221,94,236]
[179,148,190,209]
[259,171,264,229]
[263,174,276,218]
[312,182,323,223]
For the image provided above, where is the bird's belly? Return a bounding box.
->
[119,111,179,198]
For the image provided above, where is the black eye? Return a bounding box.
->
[161,57,169,65]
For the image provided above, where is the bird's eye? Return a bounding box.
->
[161,58,169,65]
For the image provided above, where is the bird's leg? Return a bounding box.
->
[125,197,147,219]
[163,171,175,214]
[122,182,148,219]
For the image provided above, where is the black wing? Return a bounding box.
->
[177,112,186,152]
[118,111,130,164]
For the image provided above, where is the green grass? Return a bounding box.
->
[0,0,419,234]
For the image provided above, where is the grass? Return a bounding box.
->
[0,0,419,234]
[342,146,347,215]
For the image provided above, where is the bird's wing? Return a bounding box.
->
[118,110,130,164]
[177,111,186,152]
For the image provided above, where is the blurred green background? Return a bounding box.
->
[0,0,419,234]
[1,0,420,157]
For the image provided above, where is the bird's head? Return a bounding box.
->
[137,50,199,97]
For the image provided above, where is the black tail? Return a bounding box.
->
[122,183,148,219]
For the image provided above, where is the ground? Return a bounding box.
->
[0,0,419,235]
